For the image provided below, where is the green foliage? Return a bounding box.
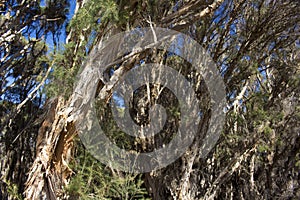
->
[3,180,23,200]
[45,0,120,99]
[69,0,119,32]
[257,143,270,154]
[65,142,149,199]
[45,41,85,98]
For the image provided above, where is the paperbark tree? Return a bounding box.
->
[0,0,68,199]
[1,0,299,199]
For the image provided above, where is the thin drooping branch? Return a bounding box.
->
[161,0,225,31]
[16,66,52,113]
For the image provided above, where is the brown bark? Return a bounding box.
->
[24,97,76,199]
